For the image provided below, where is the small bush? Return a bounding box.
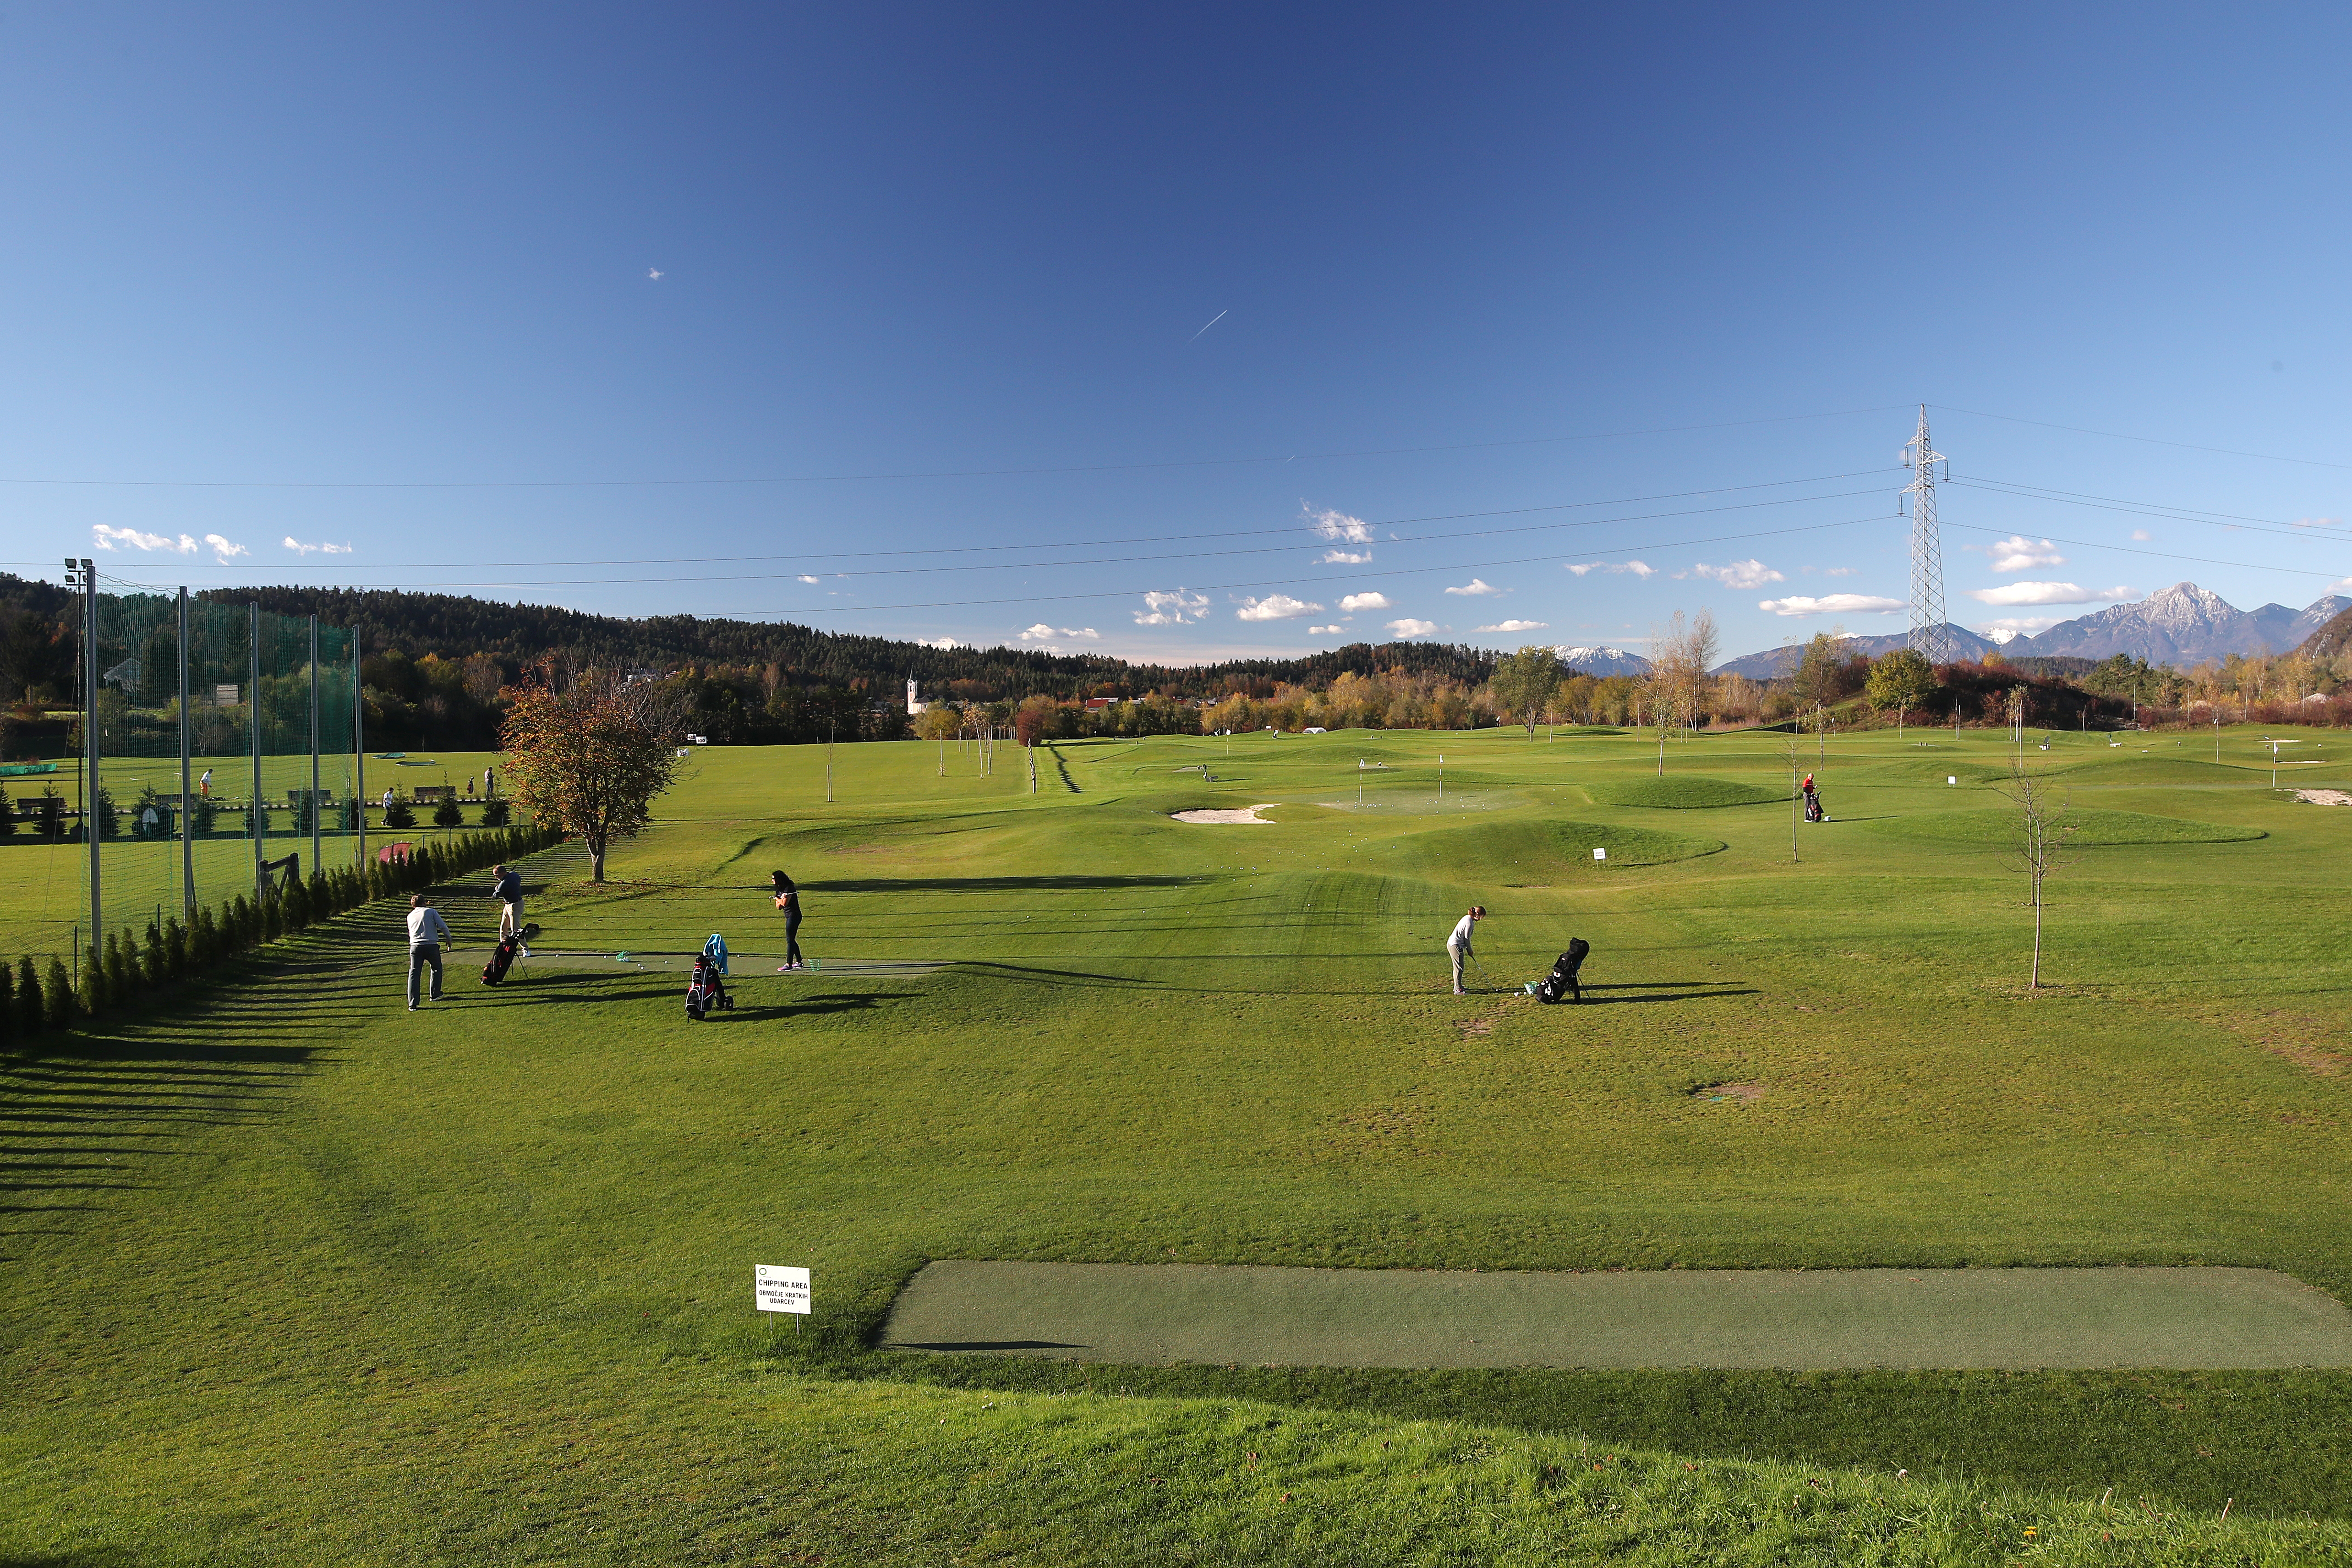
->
[165,917,187,980]
[481,798,511,828]
[433,794,464,828]
[16,956,40,1035]
[230,895,254,952]
[193,906,219,968]
[78,944,104,1016]
[44,957,73,1027]
[142,922,167,988]
[383,795,416,830]
[0,958,12,1047]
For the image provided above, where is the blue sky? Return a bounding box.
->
[2,3,2347,664]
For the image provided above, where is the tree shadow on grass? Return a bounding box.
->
[0,1013,322,1257]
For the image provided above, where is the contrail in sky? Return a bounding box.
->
[1189,309,1227,342]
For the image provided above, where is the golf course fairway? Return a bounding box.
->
[7,721,2352,1563]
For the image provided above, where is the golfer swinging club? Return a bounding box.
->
[1448,905,1485,995]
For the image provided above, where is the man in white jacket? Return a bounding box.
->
[406,893,454,1011]
[1447,905,1484,995]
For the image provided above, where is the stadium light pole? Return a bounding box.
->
[72,558,100,948]
[178,588,194,918]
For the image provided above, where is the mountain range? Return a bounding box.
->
[1553,645,1655,677]
[1708,585,2347,677]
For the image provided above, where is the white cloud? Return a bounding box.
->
[914,636,964,650]
[1444,578,1504,597]
[2293,517,2341,529]
[1017,624,1097,642]
[1320,549,1373,564]
[1306,506,1374,544]
[1134,589,1209,626]
[1017,623,1058,641]
[92,525,196,554]
[1826,566,1856,576]
[1235,593,1323,622]
[1965,581,2134,607]
[1307,624,1344,634]
[1386,617,1439,638]
[1339,591,1391,612]
[1757,594,1906,617]
[1980,535,2066,573]
[1692,558,1784,590]
[203,534,247,563]
[1478,619,1549,633]
[1564,559,1655,578]
[281,537,352,556]
[1976,616,2064,640]
[798,574,820,584]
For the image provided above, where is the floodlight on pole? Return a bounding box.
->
[1901,405,1954,666]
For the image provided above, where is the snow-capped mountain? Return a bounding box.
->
[1709,624,1996,678]
[2014,584,2347,665]
[1554,644,1652,677]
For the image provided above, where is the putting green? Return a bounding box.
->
[882,1261,2352,1370]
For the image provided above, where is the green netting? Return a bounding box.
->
[73,588,365,953]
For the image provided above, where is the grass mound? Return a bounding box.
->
[1866,808,2267,847]
[1550,817,1726,864]
[1849,757,2013,786]
[1582,775,1786,809]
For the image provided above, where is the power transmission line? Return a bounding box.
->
[0,404,1910,490]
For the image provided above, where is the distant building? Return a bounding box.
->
[906,678,925,716]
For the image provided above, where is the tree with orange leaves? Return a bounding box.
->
[498,662,689,884]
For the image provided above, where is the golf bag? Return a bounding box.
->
[1535,938,1590,1005]
[481,933,522,986]
[685,953,734,1021]
[1804,787,1827,823]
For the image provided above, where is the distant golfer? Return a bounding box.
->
[772,869,805,970]
[198,766,212,798]
[490,862,523,939]
[381,786,395,812]
[1447,905,1485,995]
[405,893,452,1011]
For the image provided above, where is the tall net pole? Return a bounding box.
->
[179,588,195,918]
[74,557,100,951]
[1902,404,1954,664]
[310,615,322,878]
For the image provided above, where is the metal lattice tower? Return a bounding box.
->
[1901,404,1954,664]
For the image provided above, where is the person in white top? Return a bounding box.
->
[1447,905,1485,995]
[405,893,454,1011]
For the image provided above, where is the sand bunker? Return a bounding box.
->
[1171,804,1278,824]
[2294,790,2352,806]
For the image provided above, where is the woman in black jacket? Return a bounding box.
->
[771,870,805,970]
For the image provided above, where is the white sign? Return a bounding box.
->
[755,1264,810,1315]
[1592,847,1607,861]
[1947,776,1956,786]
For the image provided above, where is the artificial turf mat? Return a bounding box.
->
[882,1260,2352,1369]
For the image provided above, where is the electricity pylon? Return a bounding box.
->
[1901,404,1954,664]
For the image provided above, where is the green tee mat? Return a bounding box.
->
[516,950,952,977]
[881,1261,2352,1370]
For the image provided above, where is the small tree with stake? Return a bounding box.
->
[500,660,689,883]
[2002,759,2079,993]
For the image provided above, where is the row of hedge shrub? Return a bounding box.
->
[0,820,565,1042]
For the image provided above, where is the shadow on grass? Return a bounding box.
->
[0,977,328,1255]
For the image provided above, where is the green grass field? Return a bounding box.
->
[8,721,2352,1563]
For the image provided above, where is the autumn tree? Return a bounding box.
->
[1865,649,1938,738]
[499,661,690,883]
[1488,645,1566,737]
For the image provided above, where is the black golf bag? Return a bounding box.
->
[686,953,733,1020]
[1804,787,1826,823]
[481,933,522,986]
[1536,938,1590,1005]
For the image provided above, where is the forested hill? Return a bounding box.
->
[196,584,1499,699]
